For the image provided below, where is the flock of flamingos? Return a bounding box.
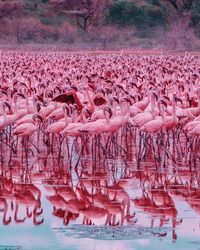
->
[0,51,200,166]
[0,51,200,240]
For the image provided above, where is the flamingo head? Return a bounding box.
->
[160,99,168,109]
[35,95,45,105]
[152,92,158,101]
[3,101,11,113]
[33,114,43,124]
[163,95,170,103]
[17,93,26,99]
[70,85,78,92]
[35,101,41,113]
[111,96,119,105]
[82,107,92,118]
[174,96,183,105]
[103,106,113,119]
[63,103,70,115]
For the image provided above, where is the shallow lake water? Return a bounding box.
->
[1,147,200,250]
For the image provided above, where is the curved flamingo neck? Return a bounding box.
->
[13,94,19,114]
[63,108,69,126]
[123,102,130,124]
[150,94,156,119]
[112,101,118,116]
[14,202,26,223]
[3,201,11,225]
[80,111,86,124]
[103,108,111,124]
[159,104,166,124]
[85,89,95,113]
[1,103,7,126]
[23,89,31,113]
[172,99,177,123]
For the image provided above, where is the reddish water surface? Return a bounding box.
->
[0,134,200,250]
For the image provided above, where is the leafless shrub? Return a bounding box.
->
[59,22,77,44]
[88,25,136,49]
[0,17,44,43]
[156,13,197,50]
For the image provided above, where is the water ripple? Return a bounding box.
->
[53,225,169,240]
[0,246,22,250]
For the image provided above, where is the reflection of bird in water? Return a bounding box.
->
[79,205,109,225]
[0,197,11,225]
[0,175,44,226]
[133,186,181,240]
[14,185,44,225]
[46,194,67,210]
[53,208,79,225]
[56,186,77,201]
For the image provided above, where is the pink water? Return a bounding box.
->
[0,136,200,250]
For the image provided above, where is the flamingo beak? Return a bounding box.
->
[174,96,183,105]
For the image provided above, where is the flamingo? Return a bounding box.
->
[46,104,70,134]
[13,114,42,137]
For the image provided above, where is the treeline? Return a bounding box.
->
[0,0,200,50]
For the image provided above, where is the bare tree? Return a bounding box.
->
[156,0,196,50]
[62,0,109,31]
[165,0,193,12]
[0,1,23,20]
[66,0,94,31]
